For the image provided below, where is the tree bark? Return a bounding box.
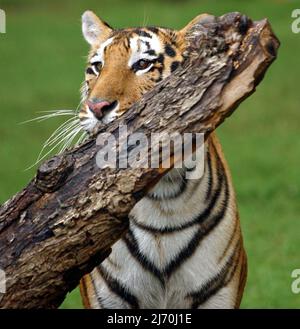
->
[0,13,279,308]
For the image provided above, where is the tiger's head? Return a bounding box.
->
[79,11,197,132]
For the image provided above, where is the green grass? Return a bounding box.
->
[0,0,299,308]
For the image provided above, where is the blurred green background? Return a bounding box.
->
[0,0,299,308]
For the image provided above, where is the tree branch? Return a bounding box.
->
[0,13,279,308]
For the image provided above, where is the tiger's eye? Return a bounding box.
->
[137,59,151,70]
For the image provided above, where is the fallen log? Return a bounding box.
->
[0,12,279,308]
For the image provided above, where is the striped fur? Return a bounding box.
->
[78,11,247,309]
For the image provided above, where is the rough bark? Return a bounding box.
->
[0,13,279,308]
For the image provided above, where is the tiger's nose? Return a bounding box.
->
[87,99,116,120]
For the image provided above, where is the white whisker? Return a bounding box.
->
[36,109,75,114]
[59,127,82,154]
[75,100,84,114]
[26,118,78,170]
[26,137,69,170]
[20,111,75,124]
[33,124,80,167]
[56,125,82,154]
[75,131,88,146]
[39,118,78,150]
[42,119,80,149]
[25,99,86,170]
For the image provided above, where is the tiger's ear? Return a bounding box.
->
[179,13,215,36]
[82,11,112,45]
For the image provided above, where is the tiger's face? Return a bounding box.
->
[79,11,192,132]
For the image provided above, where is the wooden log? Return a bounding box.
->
[0,12,279,308]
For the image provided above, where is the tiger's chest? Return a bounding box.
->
[111,202,236,308]
[92,141,240,308]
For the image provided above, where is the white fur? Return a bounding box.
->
[128,34,162,74]
[102,103,119,124]
[91,37,114,67]
[90,149,240,308]
[82,11,103,45]
[79,106,98,131]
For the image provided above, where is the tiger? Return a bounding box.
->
[78,10,247,309]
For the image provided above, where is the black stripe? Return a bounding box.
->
[123,229,165,287]
[157,66,164,75]
[127,174,228,282]
[97,265,140,309]
[126,156,229,281]
[147,27,159,34]
[144,41,151,50]
[205,149,213,201]
[124,148,230,287]
[164,170,229,277]
[157,54,165,65]
[134,30,152,39]
[165,44,176,57]
[123,37,130,51]
[145,49,156,56]
[188,239,241,308]
[132,152,225,233]
[170,61,180,73]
